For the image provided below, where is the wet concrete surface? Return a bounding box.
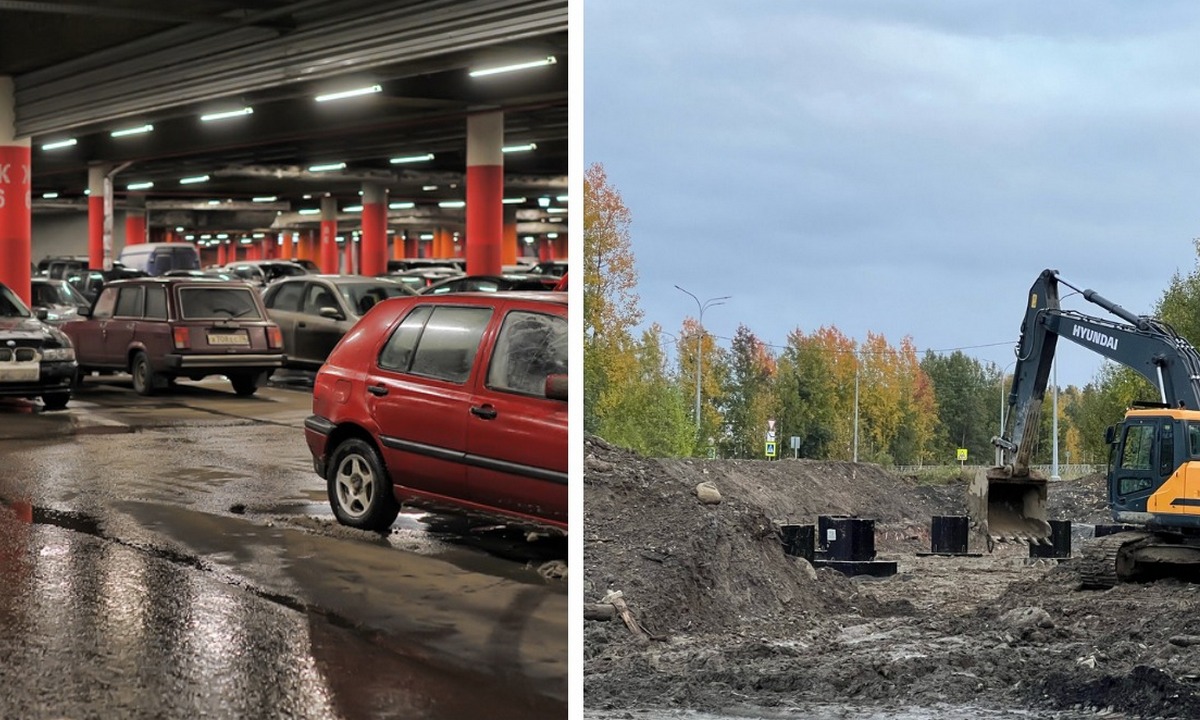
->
[0,373,566,718]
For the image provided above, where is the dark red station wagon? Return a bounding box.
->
[304,292,568,533]
[64,277,286,396]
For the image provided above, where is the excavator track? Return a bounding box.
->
[1077,531,1150,589]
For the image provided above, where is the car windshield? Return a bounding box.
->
[178,286,264,320]
[0,286,31,318]
[337,281,411,315]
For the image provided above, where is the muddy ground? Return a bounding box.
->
[583,436,1200,719]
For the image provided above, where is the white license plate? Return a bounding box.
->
[207,332,250,346]
[0,362,39,382]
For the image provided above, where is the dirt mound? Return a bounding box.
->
[584,436,1200,718]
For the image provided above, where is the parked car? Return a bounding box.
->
[63,277,286,396]
[292,259,321,274]
[117,242,201,275]
[222,260,310,288]
[67,265,150,303]
[304,292,568,533]
[163,269,236,280]
[384,268,462,292]
[0,282,77,410]
[30,278,91,324]
[40,255,90,279]
[262,275,416,369]
[385,258,465,274]
[528,260,568,278]
[419,274,559,295]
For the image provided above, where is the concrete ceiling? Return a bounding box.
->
[0,0,569,237]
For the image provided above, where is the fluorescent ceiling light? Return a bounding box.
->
[537,196,551,207]
[41,192,59,199]
[422,185,437,191]
[502,197,526,205]
[469,55,556,78]
[127,181,154,190]
[344,204,363,212]
[174,226,184,232]
[111,124,153,138]
[438,200,465,208]
[201,107,253,122]
[200,234,212,240]
[556,195,568,202]
[388,201,414,210]
[185,234,195,240]
[502,143,537,153]
[308,162,346,172]
[389,153,434,164]
[419,233,434,240]
[547,207,567,213]
[549,217,562,222]
[547,232,559,239]
[252,196,277,202]
[298,208,320,215]
[216,233,229,239]
[179,174,209,185]
[315,84,382,102]
[239,237,252,244]
[252,232,265,239]
[41,138,77,151]
[523,236,535,244]
[207,199,222,205]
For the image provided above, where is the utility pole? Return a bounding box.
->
[675,285,730,432]
[853,349,860,463]
[1051,358,1060,481]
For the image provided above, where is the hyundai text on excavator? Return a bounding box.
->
[972,268,1200,588]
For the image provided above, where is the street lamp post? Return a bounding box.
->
[675,285,730,431]
[997,361,1016,467]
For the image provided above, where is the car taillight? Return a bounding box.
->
[173,327,190,349]
[268,325,283,349]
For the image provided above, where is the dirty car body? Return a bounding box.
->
[0,282,77,410]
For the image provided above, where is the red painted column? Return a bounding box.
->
[124,199,146,247]
[216,242,227,266]
[502,209,518,266]
[87,164,108,272]
[0,142,31,305]
[319,196,338,274]
[466,111,504,276]
[361,183,387,277]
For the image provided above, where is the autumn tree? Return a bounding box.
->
[889,337,939,466]
[921,351,998,464]
[675,316,729,454]
[720,324,776,458]
[595,325,694,457]
[773,328,839,459]
[583,163,642,434]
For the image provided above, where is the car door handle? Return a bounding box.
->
[470,405,497,420]
[298,322,307,328]
[367,384,388,397]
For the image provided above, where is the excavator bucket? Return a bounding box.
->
[968,467,1051,550]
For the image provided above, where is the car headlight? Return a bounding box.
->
[41,347,75,362]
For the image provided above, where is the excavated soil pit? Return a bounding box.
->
[584,436,1200,719]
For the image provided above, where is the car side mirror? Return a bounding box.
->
[319,306,344,320]
[34,307,49,321]
[545,373,568,402]
[1105,425,1117,445]
[78,306,92,318]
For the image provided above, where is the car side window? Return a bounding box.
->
[266,282,303,312]
[114,286,145,318]
[144,285,168,320]
[486,311,567,397]
[303,284,339,316]
[92,287,118,319]
[378,306,433,371]
[407,306,492,383]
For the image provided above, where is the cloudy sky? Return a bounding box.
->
[584,1,1200,389]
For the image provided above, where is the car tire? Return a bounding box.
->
[327,438,400,531]
[41,393,70,411]
[131,351,157,396]
[230,372,261,396]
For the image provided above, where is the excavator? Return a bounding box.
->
[973,268,1200,588]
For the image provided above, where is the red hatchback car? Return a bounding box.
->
[304,292,568,533]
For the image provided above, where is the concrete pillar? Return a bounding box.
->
[0,77,31,305]
[404,231,418,259]
[319,196,338,274]
[343,235,353,274]
[125,195,146,246]
[87,164,113,271]
[466,111,503,276]
[502,208,518,266]
[216,241,227,266]
[361,183,387,276]
[554,233,567,259]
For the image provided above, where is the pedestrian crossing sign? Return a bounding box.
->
[765,441,777,457]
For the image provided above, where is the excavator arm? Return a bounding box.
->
[972,268,1200,548]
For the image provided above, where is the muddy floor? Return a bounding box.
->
[583,437,1200,719]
